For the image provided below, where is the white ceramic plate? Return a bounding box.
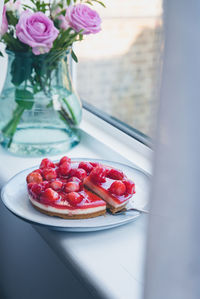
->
[1,159,150,232]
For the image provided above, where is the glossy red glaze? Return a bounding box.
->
[69,168,87,180]
[41,188,60,203]
[68,176,81,183]
[31,183,43,195]
[26,172,43,184]
[65,181,80,193]
[40,158,55,169]
[43,168,57,181]
[90,166,107,183]
[109,180,126,196]
[66,192,83,206]
[59,156,71,165]
[123,179,136,194]
[107,168,124,180]
[78,162,93,173]
[50,180,63,191]
[58,162,71,176]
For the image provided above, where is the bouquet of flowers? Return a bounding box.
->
[0,0,105,153]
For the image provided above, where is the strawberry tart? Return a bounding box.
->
[26,156,135,219]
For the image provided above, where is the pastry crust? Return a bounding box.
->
[31,201,106,219]
[106,203,127,214]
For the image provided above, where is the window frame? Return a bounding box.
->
[83,100,153,148]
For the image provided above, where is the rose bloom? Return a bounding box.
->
[0,6,8,37]
[6,0,21,16]
[52,7,69,30]
[16,11,59,55]
[65,4,101,35]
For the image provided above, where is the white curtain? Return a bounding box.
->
[144,1,200,299]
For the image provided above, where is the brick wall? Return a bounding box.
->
[75,0,163,137]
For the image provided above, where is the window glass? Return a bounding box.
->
[75,0,163,138]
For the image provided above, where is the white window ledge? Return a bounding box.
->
[0,108,152,299]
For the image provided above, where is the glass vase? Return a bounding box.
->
[0,50,82,156]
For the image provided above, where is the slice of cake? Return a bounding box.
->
[84,165,135,213]
[26,156,136,218]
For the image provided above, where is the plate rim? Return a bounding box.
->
[1,158,150,232]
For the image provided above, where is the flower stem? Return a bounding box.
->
[2,105,25,148]
[61,97,78,125]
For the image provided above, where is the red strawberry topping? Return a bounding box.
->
[50,180,63,191]
[40,158,55,169]
[68,176,81,183]
[43,168,57,181]
[65,181,80,193]
[90,166,107,183]
[67,192,83,206]
[69,168,87,180]
[109,181,126,196]
[78,162,93,173]
[107,168,124,180]
[59,156,71,165]
[27,183,35,190]
[123,180,135,194]
[33,169,42,175]
[26,172,43,184]
[40,181,50,190]
[42,188,60,203]
[31,183,43,196]
[59,162,71,176]
[90,162,99,167]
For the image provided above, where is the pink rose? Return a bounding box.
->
[52,7,69,30]
[65,4,101,35]
[0,6,8,37]
[6,0,21,16]
[16,11,59,55]
[58,14,69,30]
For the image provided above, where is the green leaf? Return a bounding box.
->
[71,49,78,63]
[6,11,18,26]
[15,89,34,110]
[79,34,83,41]
[0,51,3,57]
[67,0,71,6]
[23,4,34,10]
[92,0,106,7]
[86,1,93,5]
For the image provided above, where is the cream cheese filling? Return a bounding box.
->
[29,196,106,215]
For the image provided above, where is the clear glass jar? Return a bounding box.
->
[0,50,82,156]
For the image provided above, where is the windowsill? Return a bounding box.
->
[0,108,152,299]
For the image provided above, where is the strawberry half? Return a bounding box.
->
[90,166,107,183]
[107,168,124,180]
[78,162,93,173]
[43,168,57,181]
[67,192,83,206]
[50,180,63,191]
[59,162,71,176]
[69,168,87,180]
[40,158,55,169]
[59,156,71,165]
[65,182,80,193]
[26,172,43,184]
[42,188,60,203]
[109,181,126,196]
[123,180,136,194]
